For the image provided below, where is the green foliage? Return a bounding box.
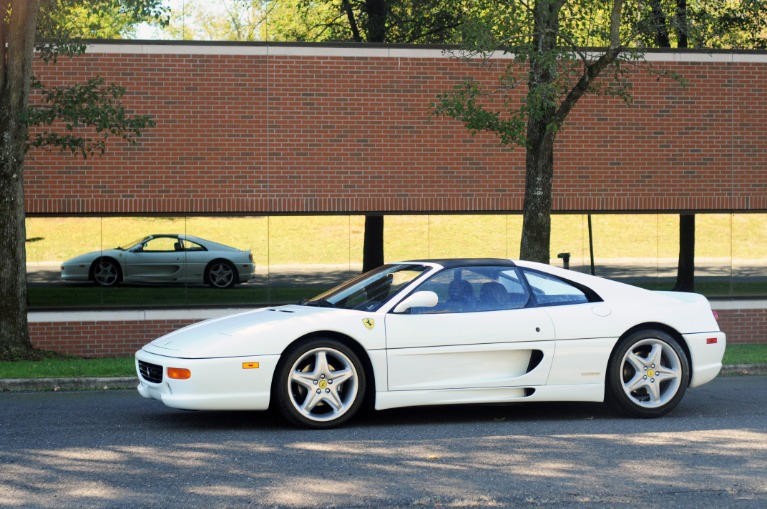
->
[433,0,641,149]
[152,0,341,42]
[153,0,467,43]
[628,0,767,49]
[27,76,154,158]
[432,79,527,147]
[39,0,168,39]
[35,0,167,63]
[25,2,161,157]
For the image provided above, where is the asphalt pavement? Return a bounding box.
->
[2,376,766,508]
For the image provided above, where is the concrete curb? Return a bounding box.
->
[0,376,137,392]
[1,365,765,393]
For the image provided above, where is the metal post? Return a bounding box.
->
[588,214,595,276]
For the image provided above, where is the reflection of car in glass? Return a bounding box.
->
[61,234,255,288]
[135,259,726,428]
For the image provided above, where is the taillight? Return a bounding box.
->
[712,310,719,321]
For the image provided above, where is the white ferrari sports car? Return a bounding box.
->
[135,259,726,428]
[61,234,255,288]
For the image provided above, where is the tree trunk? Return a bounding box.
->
[0,157,31,358]
[675,0,688,48]
[670,1,694,291]
[519,0,560,264]
[673,214,695,292]
[0,0,40,358]
[520,122,555,263]
[358,0,387,273]
[362,215,384,272]
[649,0,671,47]
[364,0,387,43]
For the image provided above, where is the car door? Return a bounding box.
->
[123,236,185,282]
[384,266,556,391]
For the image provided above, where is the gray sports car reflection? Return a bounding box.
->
[61,234,255,288]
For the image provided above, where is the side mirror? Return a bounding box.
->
[393,291,438,313]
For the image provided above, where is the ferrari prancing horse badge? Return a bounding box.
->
[362,318,375,330]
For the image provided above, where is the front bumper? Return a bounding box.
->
[135,348,280,411]
[60,265,90,282]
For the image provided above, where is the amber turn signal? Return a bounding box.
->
[167,367,192,379]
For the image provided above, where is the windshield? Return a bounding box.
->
[305,264,430,311]
[117,237,151,250]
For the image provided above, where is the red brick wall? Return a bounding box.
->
[29,320,195,357]
[715,308,767,347]
[25,44,767,216]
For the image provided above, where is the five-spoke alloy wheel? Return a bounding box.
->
[607,329,690,418]
[206,261,237,288]
[92,258,121,287]
[275,339,366,428]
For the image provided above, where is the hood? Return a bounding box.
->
[63,249,122,265]
[141,305,354,358]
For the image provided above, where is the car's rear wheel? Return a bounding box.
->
[607,329,689,418]
[92,258,121,287]
[274,339,366,429]
[206,260,236,288]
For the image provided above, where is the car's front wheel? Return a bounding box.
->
[606,329,690,418]
[92,258,121,287]
[206,260,236,288]
[274,339,366,428]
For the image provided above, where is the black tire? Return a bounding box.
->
[606,329,690,418]
[274,338,366,429]
[91,258,122,287]
[206,260,237,288]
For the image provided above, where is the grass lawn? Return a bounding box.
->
[26,213,767,266]
[0,355,136,379]
[1,344,764,379]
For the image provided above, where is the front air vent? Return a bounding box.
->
[138,360,163,384]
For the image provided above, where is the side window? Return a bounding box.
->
[182,239,205,251]
[411,268,474,314]
[142,237,178,252]
[411,266,530,314]
[497,269,531,309]
[522,269,589,306]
